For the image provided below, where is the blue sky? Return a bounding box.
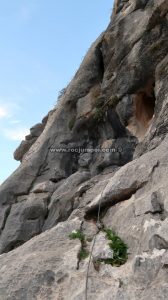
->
[0,0,113,184]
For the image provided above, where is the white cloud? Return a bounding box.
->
[0,100,28,141]
[0,100,22,121]
[9,120,21,124]
[0,106,9,118]
[3,128,30,141]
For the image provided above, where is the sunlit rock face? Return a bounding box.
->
[0,0,168,299]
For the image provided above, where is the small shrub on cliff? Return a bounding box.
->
[103,228,128,266]
[93,94,119,122]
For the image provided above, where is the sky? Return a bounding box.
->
[0,0,113,184]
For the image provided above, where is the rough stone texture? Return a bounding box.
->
[43,170,90,231]
[30,123,44,137]
[14,138,37,161]
[0,193,49,254]
[14,122,45,161]
[85,148,160,213]
[76,92,93,119]
[31,181,57,194]
[0,206,10,234]
[0,219,82,300]
[92,231,114,261]
[0,0,168,298]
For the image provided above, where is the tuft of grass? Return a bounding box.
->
[69,230,85,242]
[69,230,89,261]
[78,249,89,260]
[103,228,128,266]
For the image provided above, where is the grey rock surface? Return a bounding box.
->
[92,231,113,261]
[0,0,168,299]
[0,193,49,254]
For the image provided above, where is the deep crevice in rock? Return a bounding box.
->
[95,42,105,82]
[84,179,149,220]
[2,240,25,254]
[0,205,11,233]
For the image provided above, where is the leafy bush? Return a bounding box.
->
[93,95,119,122]
[69,228,127,265]
[103,228,128,266]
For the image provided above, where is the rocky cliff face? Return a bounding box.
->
[0,0,168,299]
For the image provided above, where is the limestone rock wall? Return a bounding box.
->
[0,0,168,299]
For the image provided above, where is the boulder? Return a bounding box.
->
[30,123,44,137]
[0,193,49,254]
[14,138,37,161]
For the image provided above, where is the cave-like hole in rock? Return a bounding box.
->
[127,80,156,141]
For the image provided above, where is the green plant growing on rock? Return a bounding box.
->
[93,95,119,122]
[78,249,89,260]
[103,228,128,266]
[69,230,85,242]
[69,230,89,261]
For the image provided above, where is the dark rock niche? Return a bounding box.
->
[127,80,156,141]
